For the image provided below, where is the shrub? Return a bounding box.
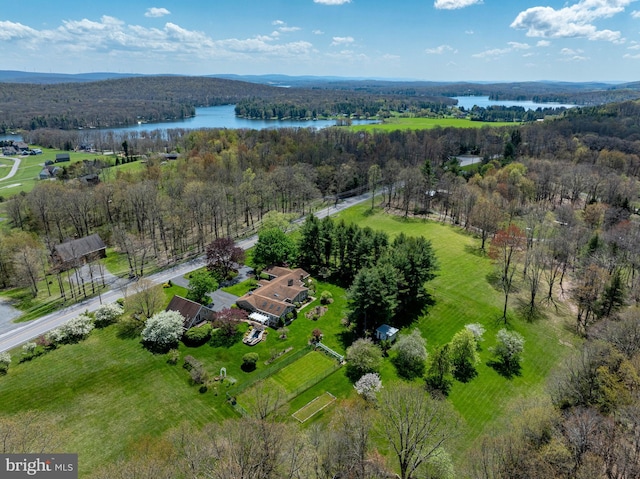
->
[311,328,323,343]
[391,329,428,379]
[242,352,259,372]
[94,303,124,328]
[22,342,37,356]
[183,323,212,346]
[183,355,202,371]
[0,352,11,373]
[167,349,180,365]
[320,290,333,305]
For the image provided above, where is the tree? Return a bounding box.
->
[389,233,438,318]
[348,264,399,334]
[252,227,297,269]
[345,338,383,381]
[392,329,428,379]
[206,237,245,280]
[425,344,453,395]
[489,224,525,322]
[94,303,124,328]
[48,314,94,344]
[377,383,458,479]
[125,278,164,319]
[242,352,259,372]
[0,351,11,374]
[368,164,382,210]
[141,310,185,352]
[491,329,525,377]
[464,323,485,345]
[354,372,383,402]
[450,328,479,382]
[186,269,217,305]
[469,194,503,251]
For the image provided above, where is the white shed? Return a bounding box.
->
[376,324,399,342]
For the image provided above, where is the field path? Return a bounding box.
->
[0,157,21,182]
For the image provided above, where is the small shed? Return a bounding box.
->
[376,324,399,342]
[55,153,70,163]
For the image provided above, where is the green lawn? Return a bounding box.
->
[0,147,117,197]
[335,203,576,457]
[349,117,516,132]
[221,278,257,297]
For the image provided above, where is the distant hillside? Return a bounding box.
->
[0,70,142,84]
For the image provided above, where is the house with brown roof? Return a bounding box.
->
[166,295,215,329]
[52,233,107,271]
[236,267,310,326]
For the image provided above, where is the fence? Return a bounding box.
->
[315,342,344,362]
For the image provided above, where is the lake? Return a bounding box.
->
[0,104,377,142]
[452,96,576,110]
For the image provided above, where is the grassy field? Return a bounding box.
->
[0,147,117,197]
[349,117,516,132]
[335,204,577,455]
[292,391,336,423]
[221,278,257,297]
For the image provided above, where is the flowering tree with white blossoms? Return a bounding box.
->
[0,351,11,373]
[141,310,185,352]
[94,303,124,328]
[48,314,94,344]
[354,372,382,402]
[465,323,486,344]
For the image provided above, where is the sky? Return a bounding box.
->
[1,0,639,82]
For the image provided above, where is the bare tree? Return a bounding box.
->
[125,278,164,319]
[377,382,458,479]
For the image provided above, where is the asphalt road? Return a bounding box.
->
[0,192,371,353]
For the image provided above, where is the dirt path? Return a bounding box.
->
[0,157,21,182]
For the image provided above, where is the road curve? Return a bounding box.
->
[0,191,372,353]
[0,156,21,182]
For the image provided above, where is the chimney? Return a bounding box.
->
[288,278,293,286]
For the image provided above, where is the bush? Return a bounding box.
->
[345,338,382,381]
[94,303,124,328]
[183,355,202,371]
[183,323,212,346]
[0,352,11,373]
[167,349,180,365]
[320,290,333,305]
[391,329,428,379]
[242,352,259,372]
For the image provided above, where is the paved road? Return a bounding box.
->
[0,192,372,353]
[0,156,21,182]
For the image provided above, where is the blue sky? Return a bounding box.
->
[1,0,639,82]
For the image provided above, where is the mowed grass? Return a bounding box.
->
[349,117,516,132]
[292,391,336,423]
[336,204,576,455]
[0,147,117,197]
[0,327,232,476]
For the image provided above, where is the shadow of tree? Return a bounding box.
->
[453,364,478,383]
[116,316,144,340]
[487,359,522,379]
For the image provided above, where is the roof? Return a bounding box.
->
[54,234,106,263]
[237,266,309,319]
[376,324,399,336]
[166,295,214,327]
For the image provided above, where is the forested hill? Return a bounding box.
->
[0,76,281,132]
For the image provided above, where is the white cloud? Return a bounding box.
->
[508,41,530,49]
[537,40,551,47]
[145,7,171,18]
[511,0,632,42]
[331,36,354,46]
[473,47,511,58]
[434,0,483,10]
[314,0,351,4]
[313,29,324,35]
[425,44,457,54]
[560,47,583,55]
[632,10,640,18]
[0,15,314,61]
[465,30,474,35]
[624,52,640,58]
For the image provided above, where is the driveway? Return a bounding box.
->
[0,157,21,182]
[207,290,239,312]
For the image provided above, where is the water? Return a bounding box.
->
[453,96,576,110]
[0,104,377,142]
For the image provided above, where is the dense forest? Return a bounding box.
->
[2,92,640,476]
[3,75,640,133]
